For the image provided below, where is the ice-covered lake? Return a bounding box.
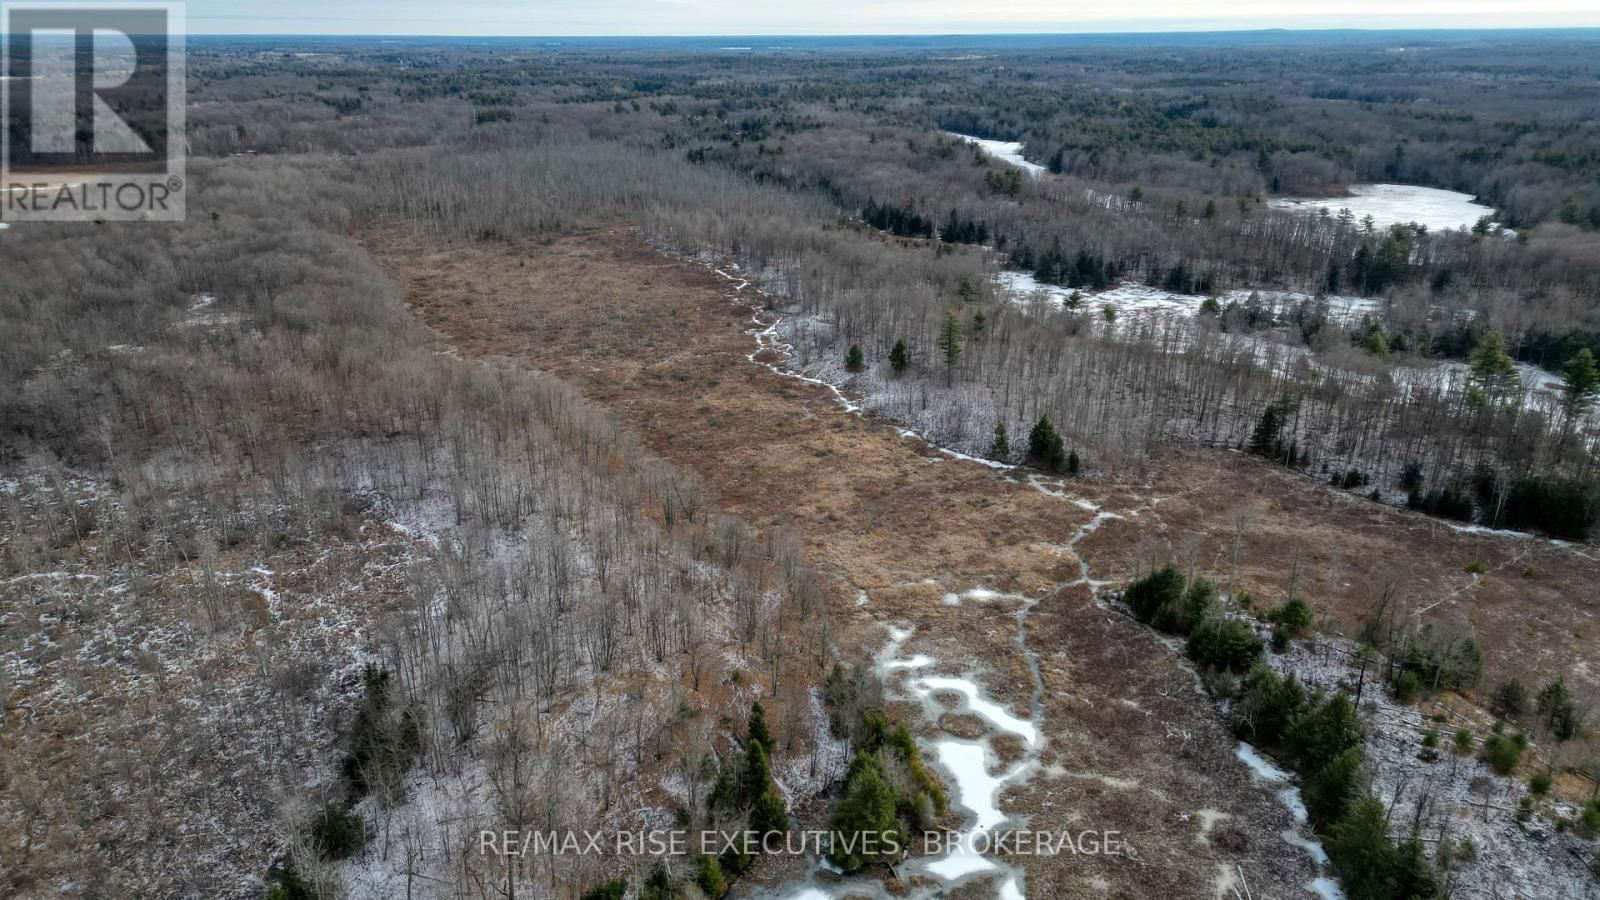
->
[946,133,1046,178]
[1268,184,1496,234]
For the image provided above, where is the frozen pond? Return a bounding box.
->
[946,132,1047,178]
[1269,183,1495,234]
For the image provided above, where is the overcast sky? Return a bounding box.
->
[185,1,1600,35]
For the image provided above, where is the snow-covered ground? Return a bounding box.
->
[1269,184,1496,234]
[946,133,1047,178]
[997,270,1382,327]
[995,270,1578,420]
[1263,636,1599,900]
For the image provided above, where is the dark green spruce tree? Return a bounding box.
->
[889,339,909,375]
[990,421,1010,460]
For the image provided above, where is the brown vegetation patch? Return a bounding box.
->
[1077,450,1600,707]
[938,713,989,740]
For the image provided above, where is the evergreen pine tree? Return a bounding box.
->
[941,210,961,244]
[1563,348,1600,416]
[844,344,865,373]
[1185,617,1264,671]
[826,753,901,874]
[1248,399,1296,463]
[696,855,726,898]
[748,702,773,753]
[991,421,1009,459]
[637,864,678,900]
[750,787,790,837]
[710,760,739,813]
[970,310,986,339]
[1536,679,1579,740]
[1125,564,1186,624]
[1066,449,1081,476]
[1325,795,1398,900]
[1302,747,1363,826]
[1468,330,1520,400]
[1491,679,1529,720]
[580,880,629,900]
[1286,692,1364,773]
[889,339,909,375]
[740,740,772,808]
[1233,665,1307,746]
[936,312,963,386]
[1027,415,1065,472]
[1392,838,1439,900]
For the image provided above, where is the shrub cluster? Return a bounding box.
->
[826,710,949,873]
[1124,566,1263,672]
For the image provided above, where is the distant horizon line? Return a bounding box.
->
[169,25,1600,38]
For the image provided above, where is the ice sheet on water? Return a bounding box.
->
[1235,742,1290,782]
[914,675,1039,745]
[925,741,1007,876]
[1268,183,1496,234]
[1310,876,1345,900]
[946,132,1047,177]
